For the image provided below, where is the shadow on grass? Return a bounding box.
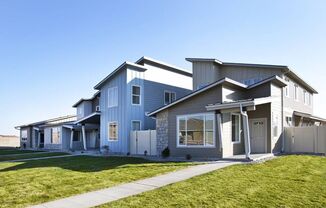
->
[0,155,189,173]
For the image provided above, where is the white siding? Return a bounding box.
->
[270,84,283,152]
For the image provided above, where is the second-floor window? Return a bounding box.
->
[304,90,308,105]
[294,84,299,101]
[108,87,118,108]
[164,91,176,105]
[132,85,141,105]
[284,78,290,97]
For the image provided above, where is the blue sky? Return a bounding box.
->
[0,0,325,135]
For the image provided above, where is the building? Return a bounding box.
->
[148,58,325,159]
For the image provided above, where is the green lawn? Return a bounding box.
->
[0,149,43,155]
[100,155,326,208]
[0,152,70,162]
[0,156,191,208]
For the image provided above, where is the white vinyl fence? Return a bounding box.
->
[284,126,326,154]
[130,130,157,156]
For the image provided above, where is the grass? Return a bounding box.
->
[0,149,43,155]
[99,155,326,208]
[0,152,70,162]
[0,155,192,208]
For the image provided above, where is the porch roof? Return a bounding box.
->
[206,96,275,111]
[74,112,100,125]
[293,111,326,122]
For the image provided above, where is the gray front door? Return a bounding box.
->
[249,118,267,153]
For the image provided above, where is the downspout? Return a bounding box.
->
[240,104,251,159]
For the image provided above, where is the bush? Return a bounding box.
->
[186,154,192,160]
[161,147,170,158]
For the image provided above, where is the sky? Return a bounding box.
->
[0,0,325,135]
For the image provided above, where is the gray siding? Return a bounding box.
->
[20,127,33,148]
[193,62,221,90]
[143,80,192,130]
[247,103,272,153]
[165,85,223,158]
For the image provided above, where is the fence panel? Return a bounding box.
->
[284,126,326,154]
[130,130,157,156]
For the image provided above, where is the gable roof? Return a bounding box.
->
[94,61,147,90]
[72,91,100,108]
[15,115,76,129]
[147,77,247,117]
[94,56,192,90]
[147,75,286,117]
[186,58,317,93]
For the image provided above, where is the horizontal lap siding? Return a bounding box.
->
[167,86,223,158]
[271,84,283,153]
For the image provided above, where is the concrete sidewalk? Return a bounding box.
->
[30,160,241,208]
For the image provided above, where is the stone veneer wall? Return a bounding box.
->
[156,110,169,156]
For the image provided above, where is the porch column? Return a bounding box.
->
[241,111,251,159]
[82,125,87,151]
[70,129,74,149]
[37,131,41,148]
[216,113,223,152]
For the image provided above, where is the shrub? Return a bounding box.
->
[161,147,170,158]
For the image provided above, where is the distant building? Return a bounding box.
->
[0,135,20,148]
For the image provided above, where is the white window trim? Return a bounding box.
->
[231,113,241,144]
[284,78,290,98]
[176,113,216,148]
[108,121,118,142]
[164,90,176,105]
[131,85,141,105]
[108,87,118,108]
[131,120,142,131]
[294,84,299,101]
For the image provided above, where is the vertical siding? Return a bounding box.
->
[100,69,128,153]
[193,62,220,90]
[220,65,283,84]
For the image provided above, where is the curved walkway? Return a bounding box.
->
[30,160,241,208]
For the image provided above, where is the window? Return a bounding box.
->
[131,120,141,131]
[132,85,141,105]
[294,84,299,101]
[77,107,82,116]
[164,91,176,105]
[108,87,118,108]
[308,93,312,105]
[51,127,60,144]
[108,122,118,141]
[286,116,292,127]
[231,114,241,143]
[21,130,28,141]
[284,78,290,97]
[304,90,309,105]
[177,114,215,147]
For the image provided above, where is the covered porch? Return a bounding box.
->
[206,97,275,160]
[63,112,101,151]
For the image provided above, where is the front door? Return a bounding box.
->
[249,118,267,153]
